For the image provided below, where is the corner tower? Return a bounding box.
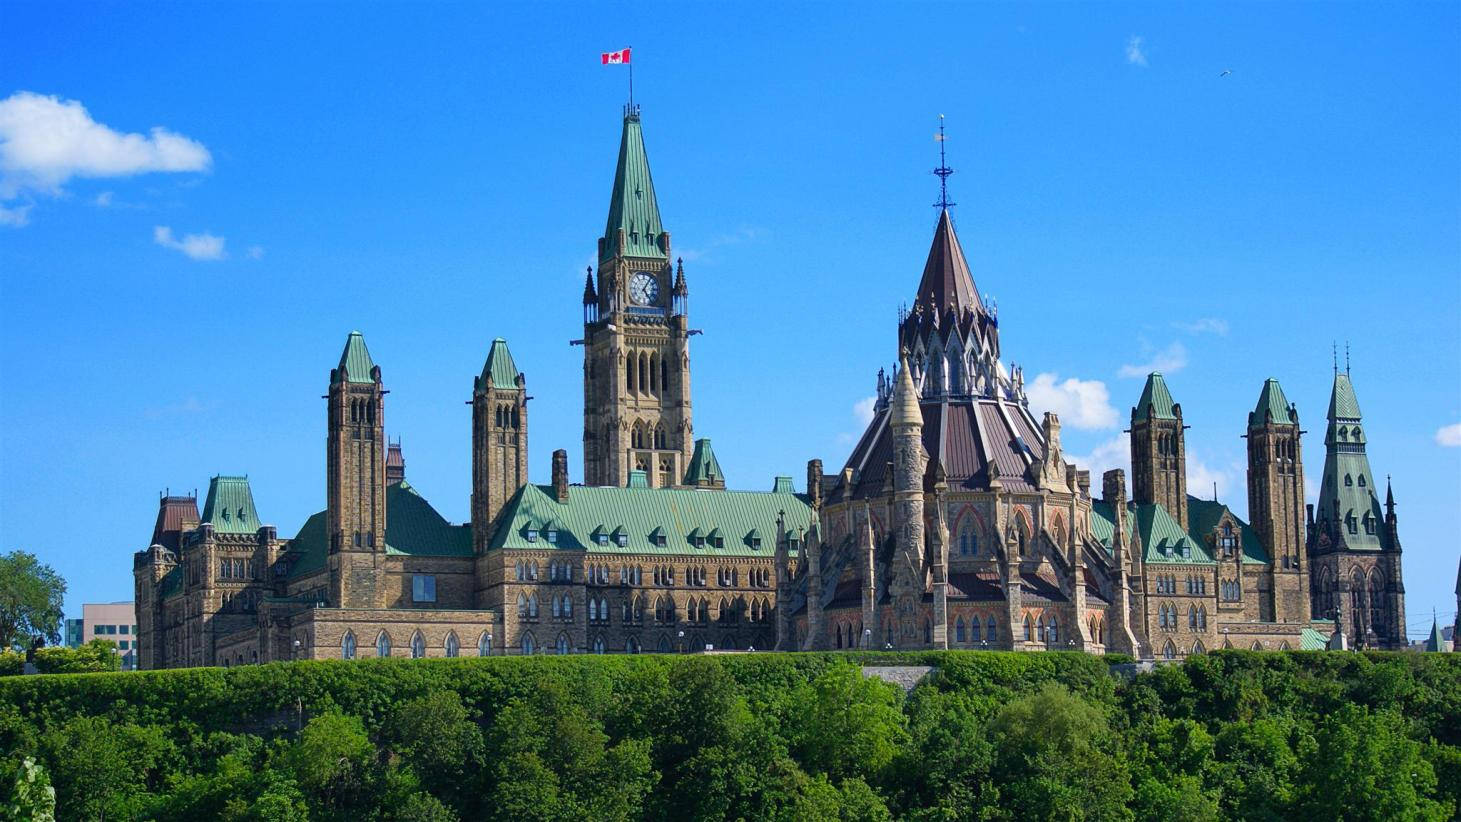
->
[1130,372,1188,530]
[1307,370,1405,648]
[582,105,694,488]
[1245,378,1309,622]
[472,337,527,550]
[326,331,387,609]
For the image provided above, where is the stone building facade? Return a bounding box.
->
[135,104,1408,668]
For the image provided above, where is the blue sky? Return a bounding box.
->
[2,2,1457,639]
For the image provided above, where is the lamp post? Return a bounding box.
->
[677,630,685,654]
[863,628,872,650]
[486,633,493,657]
[292,639,301,661]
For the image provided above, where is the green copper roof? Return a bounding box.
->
[1316,372,1385,551]
[491,482,811,557]
[684,438,725,486]
[334,331,376,384]
[284,510,327,581]
[1423,617,1445,652]
[1133,372,1177,421]
[384,480,473,558]
[1327,373,1362,420]
[1186,498,1268,564]
[1089,500,1131,555]
[1249,378,1295,427]
[284,481,470,582]
[201,475,262,534]
[480,338,520,389]
[1300,627,1331,651]
[602,111,667,261]
[1134,502,1212,564]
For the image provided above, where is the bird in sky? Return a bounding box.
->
[1220,69,1232,77]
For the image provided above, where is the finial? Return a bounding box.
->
[1345,341,1351,376]
[1332,342,1338,376]
[933,114,956,210]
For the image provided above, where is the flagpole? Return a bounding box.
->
[629,46,634,108]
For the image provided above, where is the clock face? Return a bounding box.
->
[629,272,659,306]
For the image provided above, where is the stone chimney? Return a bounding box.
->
[552,449,569,503]
[806,459,823,510]
[386,441,405,485]
[1102,469,1126,507]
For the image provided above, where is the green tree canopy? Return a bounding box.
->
[0,551,65,650]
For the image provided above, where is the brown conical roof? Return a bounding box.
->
[915,209,982,314]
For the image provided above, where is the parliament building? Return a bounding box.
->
[134,105,1409,668]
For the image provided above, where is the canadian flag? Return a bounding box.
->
[601,48,631,65]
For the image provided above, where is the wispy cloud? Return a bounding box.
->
[1119,341,1187,378]
[0,203,31,227]
[1126,35,1148,67]
[144,395,208,419]
[1068,433,1130,481]
[154,225,226,261]
[93,190,113,207]
[246,245,265,260]
[1437,422,1461,447]
[1175,317,1228,336]
[1026,373,1119,430]
[0,92,211,221]
[1186,453,1235,502]
[677,226,766,264]
[837,396,879,445]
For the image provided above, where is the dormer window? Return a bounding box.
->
[1357,475,1366,488]
[1344,474,1353,487]
[615,530,629,548]
[526,526,539,543]
[546,528,558,544]
[596,532,609,546]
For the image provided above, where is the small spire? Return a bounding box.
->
[932,114,956,211]
[1345,341,1351,376]
[582,266,597,304]
[1332,342,1338,376]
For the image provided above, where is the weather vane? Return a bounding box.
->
[933,114,955,210]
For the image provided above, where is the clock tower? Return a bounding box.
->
[582,105,694,488]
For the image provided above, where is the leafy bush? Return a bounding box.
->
[0,650,1454,819]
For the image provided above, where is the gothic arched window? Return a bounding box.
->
[478,632,491,657]
[376,631,392,658]
[410,631,426,659]
[341,631,356,660]
[955,617,966,643]
[445,631,460,658]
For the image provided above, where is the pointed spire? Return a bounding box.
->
[672,257,687,295]
[1133,372,1178,421]
[602,110,666,260]
[481,338,520,389]
[1249,378,1295,427]
[333,330,377,384]
[1424,611,1445,652]
[582,267,597,305]
[683,438,725,489]
[915,210,982,315]
[892,350,922,428]
[1327,371,1363,420]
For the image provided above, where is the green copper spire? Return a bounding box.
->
[683,438,725,489]
[1132,372,1178,421]
[1249,378,1295,427]
[1316,371,1384,550]
[1424,613,1445,652]
[201,475,262,534]
[601,109,667,261]
[480,337,520,389]
[333,330,377,384]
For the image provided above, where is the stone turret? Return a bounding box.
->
[890,352,927,646]
[327,331,387,610]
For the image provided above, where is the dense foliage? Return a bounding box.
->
[0,650,1456,820]
[0,550,66,649]
[0,639,124,677]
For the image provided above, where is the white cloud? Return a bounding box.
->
[1068,433,1130,481]
[1186,454,1234,503]
[246,245,265,260]
[1126,36,1148,67]
[677,226,766,264]
[1437,422,1461,447]
[93,190,113,207]
[0,92,211,200]
[1175,317,1228,335]
[154,225,226,261]
[0,203,31,227]
[853,396,877,427]
[1026,372,1119,430]
[1119,341,1188,378]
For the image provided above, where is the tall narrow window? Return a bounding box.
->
[376,632,392,658]
[411,631,425,659]
[445,632,460,658]
[342,631,356,660]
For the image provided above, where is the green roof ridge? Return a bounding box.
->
[602,111,667,260]
[482,337,520,388]
[1249,378,1295,427]
[1327,372,1362,420]
[201,475,262,534]
[334,330,376,384]
[1133,372,1177,421]
[684,438,725,486]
